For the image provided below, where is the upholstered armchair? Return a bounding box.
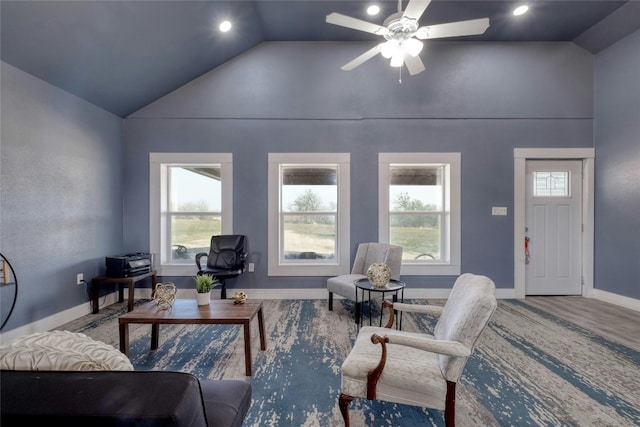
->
[327,242,403,322]
[338,273,497,427]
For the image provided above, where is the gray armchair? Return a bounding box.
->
[337,273,497,426]
[327,242,403,322]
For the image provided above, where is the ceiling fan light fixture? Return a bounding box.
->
[380,40,397,58]
[403,38,423,57]
[326,0,491,76]
[390,51,404,67]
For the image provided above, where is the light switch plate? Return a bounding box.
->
[492,207,508,216]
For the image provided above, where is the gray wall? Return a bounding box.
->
[2,34,637,333]
[0,62,123,331]
[124,41,594,292]
[594,29,640,300]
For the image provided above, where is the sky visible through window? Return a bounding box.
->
[171,167,222,211]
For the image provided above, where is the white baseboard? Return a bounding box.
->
[588,289,640,312]
[10,285,622,344]
[0,292,120,344]
[240,287,517,300]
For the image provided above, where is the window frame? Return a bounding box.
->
[150,153,233,276]
[378,153,461,276]
[267,153,350,276]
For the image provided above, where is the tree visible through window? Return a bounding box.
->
[150,153,233,276]
[281,167,337,261]
[268,153,351,277]
[389,166,444,262]
[168,166,222,263]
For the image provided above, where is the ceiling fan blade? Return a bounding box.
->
[402,0,432,22]
[416,18,490,39]
[326,13,389,36]
[404,54,426,75]
[341,44,383,71]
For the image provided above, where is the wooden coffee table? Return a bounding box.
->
[118,299,266,376]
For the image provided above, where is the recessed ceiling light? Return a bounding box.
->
[367,5,380,16]
[513,5,529,16]
[219,21,232,32]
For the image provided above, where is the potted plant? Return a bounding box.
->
[195,274,215,305]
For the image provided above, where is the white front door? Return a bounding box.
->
[525,160,583,295]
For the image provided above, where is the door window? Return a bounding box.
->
[533,171,570,197]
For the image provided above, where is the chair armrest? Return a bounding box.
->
[392,302,444,316]
[385,333,471,357]
[195,252,207,271]
[381,300,444,328]
[367,334,389,400]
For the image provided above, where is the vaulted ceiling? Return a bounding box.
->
[2,1,639,117]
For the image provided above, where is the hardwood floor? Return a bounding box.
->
[522,296,640,351]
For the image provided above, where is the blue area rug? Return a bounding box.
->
[70,299,640,426]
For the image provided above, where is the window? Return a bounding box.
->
[150,153,233,276]
[533,171,570,197]
[268,153,350,276]
[379,153,461,275]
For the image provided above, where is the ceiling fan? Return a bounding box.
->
[326,0,490,76]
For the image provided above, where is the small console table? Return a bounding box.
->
[91,270,157,314]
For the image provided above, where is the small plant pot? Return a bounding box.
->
[196,291,211,306]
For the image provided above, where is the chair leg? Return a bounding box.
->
[328,292,334,311]
[338,393,354,427]
[445,380,456,427]
[220,281,227,299]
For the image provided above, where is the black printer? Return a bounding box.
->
[105,253,152,277]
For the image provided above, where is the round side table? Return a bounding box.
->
[354,278,405,329]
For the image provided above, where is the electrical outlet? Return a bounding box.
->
[76,273,84,285]
[248,263,255,272]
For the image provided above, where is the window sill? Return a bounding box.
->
[267,263,350,277]
[156,264,200,277]
[400,264,461,276]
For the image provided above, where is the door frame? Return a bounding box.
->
[513,148,595,298]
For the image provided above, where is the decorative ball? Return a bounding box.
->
[366,263,391,289]
[233,291,247,305]
[153,282,177,309]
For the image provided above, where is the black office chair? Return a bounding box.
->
[195,235,248,299]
